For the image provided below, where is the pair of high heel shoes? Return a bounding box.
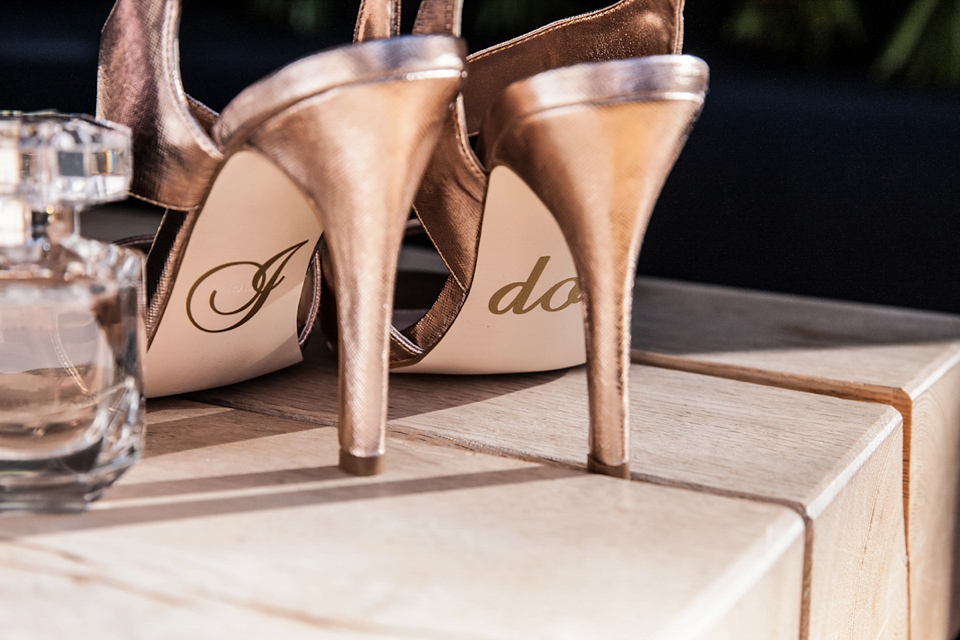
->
[98,0,708,477]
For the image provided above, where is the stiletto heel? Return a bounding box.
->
[249,76,465,475]
[98,0,465,475]
[479,56,709,476]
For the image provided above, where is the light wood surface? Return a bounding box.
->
[0,399,805,640]
[630,277,960,640]
[630,278,960,403]
[191,351,909,640]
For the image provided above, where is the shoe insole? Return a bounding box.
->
[401,165,586,374]
[146,150,323,396]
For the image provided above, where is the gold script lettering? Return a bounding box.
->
[488,256,582,315]
[186,240,309,333]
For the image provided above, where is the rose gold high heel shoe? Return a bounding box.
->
[327,0,707,478]
[97,0,465,474]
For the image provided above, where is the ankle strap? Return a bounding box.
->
[355,0,461,40]
[462,0,685,133]
[355,0,401,41]
[98,0,222,210]
[413,0,463,36]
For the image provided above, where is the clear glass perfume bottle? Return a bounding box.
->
[0,113,144,512]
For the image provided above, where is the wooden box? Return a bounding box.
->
[632,278,960,640]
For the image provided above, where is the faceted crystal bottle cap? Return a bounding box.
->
[0,113,131,245]
[0,112,132,211]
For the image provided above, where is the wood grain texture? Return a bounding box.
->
[630,277,960,640]
[909,363,960,640]
[191,353,908,640]
[631,278,960,400]
[707,540,807,640]
[0,401,804,640]
[807,425,907,640]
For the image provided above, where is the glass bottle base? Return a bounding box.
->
[0,445,140,513]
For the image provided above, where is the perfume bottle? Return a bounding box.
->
[0,113,144,512]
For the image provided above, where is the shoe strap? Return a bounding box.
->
[98,0,223,211]
[355,0,401,41]
[461,0,685,134]
[413,0,463,36]
[101,0,423,211]
[353,0,461,40]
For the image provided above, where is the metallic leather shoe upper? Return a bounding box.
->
[462,0,684,134]
[97,0,223,211]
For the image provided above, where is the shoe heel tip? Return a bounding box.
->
[587,456,630,480]
[340,451,385,476]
